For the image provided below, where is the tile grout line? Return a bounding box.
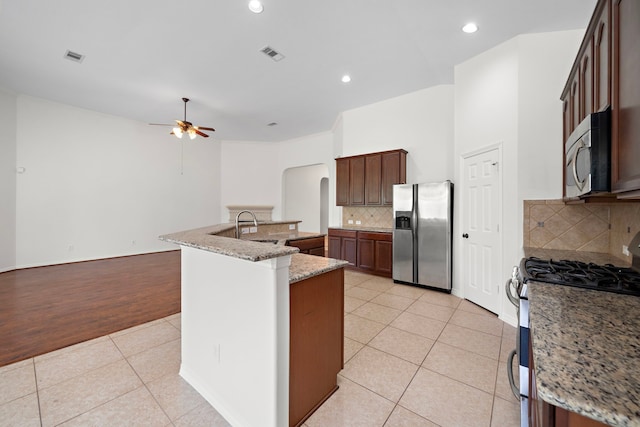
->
[344,278,513,425]
[109,321,177,426]
[32,358,43,427]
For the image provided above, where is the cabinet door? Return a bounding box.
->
[350,156,366,206]
[381,151,406,205]
[611,0,640,194]
[342,237,358,266]
[365,154,382,205]
[374,240,393,275]
[594,0,611,112]
[336,158,350,206]
[328,236,342,259]
[570,73,580,131]
[357,238,375,271]
[580,37,594,118]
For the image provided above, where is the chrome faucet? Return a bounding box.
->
[235,210,258,238]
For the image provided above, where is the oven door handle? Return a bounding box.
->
[507,349,520,399]
[505,267,519,307]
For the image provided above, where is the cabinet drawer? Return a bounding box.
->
[288,236,325,252]
[357,231,392,241]
[328,228,358,239]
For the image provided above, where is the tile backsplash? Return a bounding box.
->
[523,199,640,263]
[342,206,393,229]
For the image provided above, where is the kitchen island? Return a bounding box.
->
[528,282,640,426]
[160,221,347,427]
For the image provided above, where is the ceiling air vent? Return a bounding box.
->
[260,46,285,62]
[64,50,85,63]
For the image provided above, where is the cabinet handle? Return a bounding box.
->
[462,233,469,239]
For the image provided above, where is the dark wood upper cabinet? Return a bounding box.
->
[365,154,382,205]
[561,0,640,199]
[349,156,366,206]
[611,0,640,196]
[594,2,611,112]
[336,158,350,206]
[382,150,407,205]
[335,149,407,206]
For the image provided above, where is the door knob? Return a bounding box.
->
[462,233,469,239]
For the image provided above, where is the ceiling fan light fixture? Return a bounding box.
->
[173,127,183,138]
[188,128,197,140]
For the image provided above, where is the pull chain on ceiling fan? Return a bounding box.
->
[150,98,215,139]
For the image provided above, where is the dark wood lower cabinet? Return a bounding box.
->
[328,229,357,266]
[286,236,325,256]
[328,228,392,278]
[357,231,393,277]
[289,268,344,427]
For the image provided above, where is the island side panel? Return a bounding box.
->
[179,245,291,427]
[289,267,344,426]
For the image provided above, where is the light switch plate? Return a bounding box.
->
[348,220,353,224]
[356,220,362,225]
[289,224,295,230]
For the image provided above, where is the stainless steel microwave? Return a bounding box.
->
[565,108,611,198]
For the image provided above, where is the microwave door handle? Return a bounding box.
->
[572,140,586,191]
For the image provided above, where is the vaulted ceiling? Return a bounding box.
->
[0,0,596,141]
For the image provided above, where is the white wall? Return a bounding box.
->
[278,131,336,228]
[454,30,584,324]
[0,89,17,272]
[15,95,222,268]
[219,140,281,221]
[340,85,455,184]
[282,164,329,233]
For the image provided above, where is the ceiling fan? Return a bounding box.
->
[150,98,215,139]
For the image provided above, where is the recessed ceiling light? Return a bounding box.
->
[462,23,478,33]
[248,0,263,13]
[341,75,351,83]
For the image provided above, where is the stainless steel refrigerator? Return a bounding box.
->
[392,181,453,292]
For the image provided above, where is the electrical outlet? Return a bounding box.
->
[348,220,353,224]
[355,220,362,225]
[623,245,630,256]
[241,228,249,234]
[249,226,257,233]
[289,224,295,230]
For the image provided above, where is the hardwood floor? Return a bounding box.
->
[0,251,181,367]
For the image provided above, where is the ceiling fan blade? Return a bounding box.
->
[194,129,209,138]
[149,123,174,126]
[196,126,215,131]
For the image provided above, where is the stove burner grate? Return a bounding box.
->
[522,257,640,296]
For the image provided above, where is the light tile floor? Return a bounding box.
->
[0,270,520,427]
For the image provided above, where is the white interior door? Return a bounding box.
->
[462,147,501,314]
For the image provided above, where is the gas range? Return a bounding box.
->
[520,257,640,297]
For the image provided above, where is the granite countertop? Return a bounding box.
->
[160,222,300,262]
[289,253,349,283]
[160,223,345,282]
[528,282,640,426]
[330,226,393,233]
